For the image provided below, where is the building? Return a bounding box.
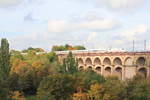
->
[56,50,150,80]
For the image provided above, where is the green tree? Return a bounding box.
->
[51,44,86,51]
[100,77,126,100]
[37,74,75,100]
[73,71,105,92]
[19,69,40,95]
[74,46,86,50]
[0,38,12,100]
[51,45,66,51]
[8,73,20,91]
[47,52,57,63]
[126,75,150,100]
[22,47,44,53]
[87,77,126,100]
[61,52,78,74]
[0,38,11,80]
[0,80,11,100]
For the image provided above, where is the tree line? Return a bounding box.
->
[0,38,150,100]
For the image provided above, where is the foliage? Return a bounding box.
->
[8,73,20,91]
[52,44,86,51]
[0,80,11,100]
[22,47,44,53]
[61,52,78,74]
[72,92,89,100]
[0,39,12,100]
[99,77,126,100]
[73,71,105,92]
[11,91,25,100]
[37,74,76,100]
[88,83,102,100]
[74,46,86,50]
[19,70,38,95]
[126,75,150,100]
[0,38,11,80]
[46,52,57,63]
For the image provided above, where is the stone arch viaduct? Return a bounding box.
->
[56,50,150,80]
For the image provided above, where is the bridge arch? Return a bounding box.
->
[136,57,146,66]
[114,67,122,79]
[94,57,101,65]
[124,57,133,66]
[104,66,112,76]
[137,67,147,78]
[95,66,101,73]
[87,66,93,71]
[78,58,84,65]
[85,58,92,65]
[85,58,93,70]
[113,57,122,65]
[78,66,84,71]
[103,57,111,65]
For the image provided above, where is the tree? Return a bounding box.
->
[8,73,20,91]
[126,75,150,100]
[51,44,86,51]
[99,77,126,100]
[37,74,75,100]
[22,47,44,53]
[0,38,11,80]
[61,52,78,74]
[19,69,40,96]
[88,77,127,100]
[0,38,12,100]
[73,71,105,92]
[0,80,11,100]
[74,46,86,50]
[88,83,102,100]
[47,52,57,63]
[51,45,66,51]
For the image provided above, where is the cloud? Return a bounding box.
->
[114,40,124,45]
[96,0,147,11]
[87,32,97,41]
[48,18,119,33]
[48,20,70,33]
[113,24,149,51]
[9,32,51,50]
[119,24,149,41]
[0,0,22,7]
[85,32,101,49]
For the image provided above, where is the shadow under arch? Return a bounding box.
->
[85,58,92,66]
[138,67,147,78]
[95,66,101,73]
[104,66,111,76]
[103,57,111,65]
[136,57,146,66]
[114,67,122,79]
[78,58,84,65]
[94,57,101,65]
[87,66,93,71]
[113,57,122,65]
[78,66,84,71]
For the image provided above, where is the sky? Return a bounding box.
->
[0,0,150,51]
